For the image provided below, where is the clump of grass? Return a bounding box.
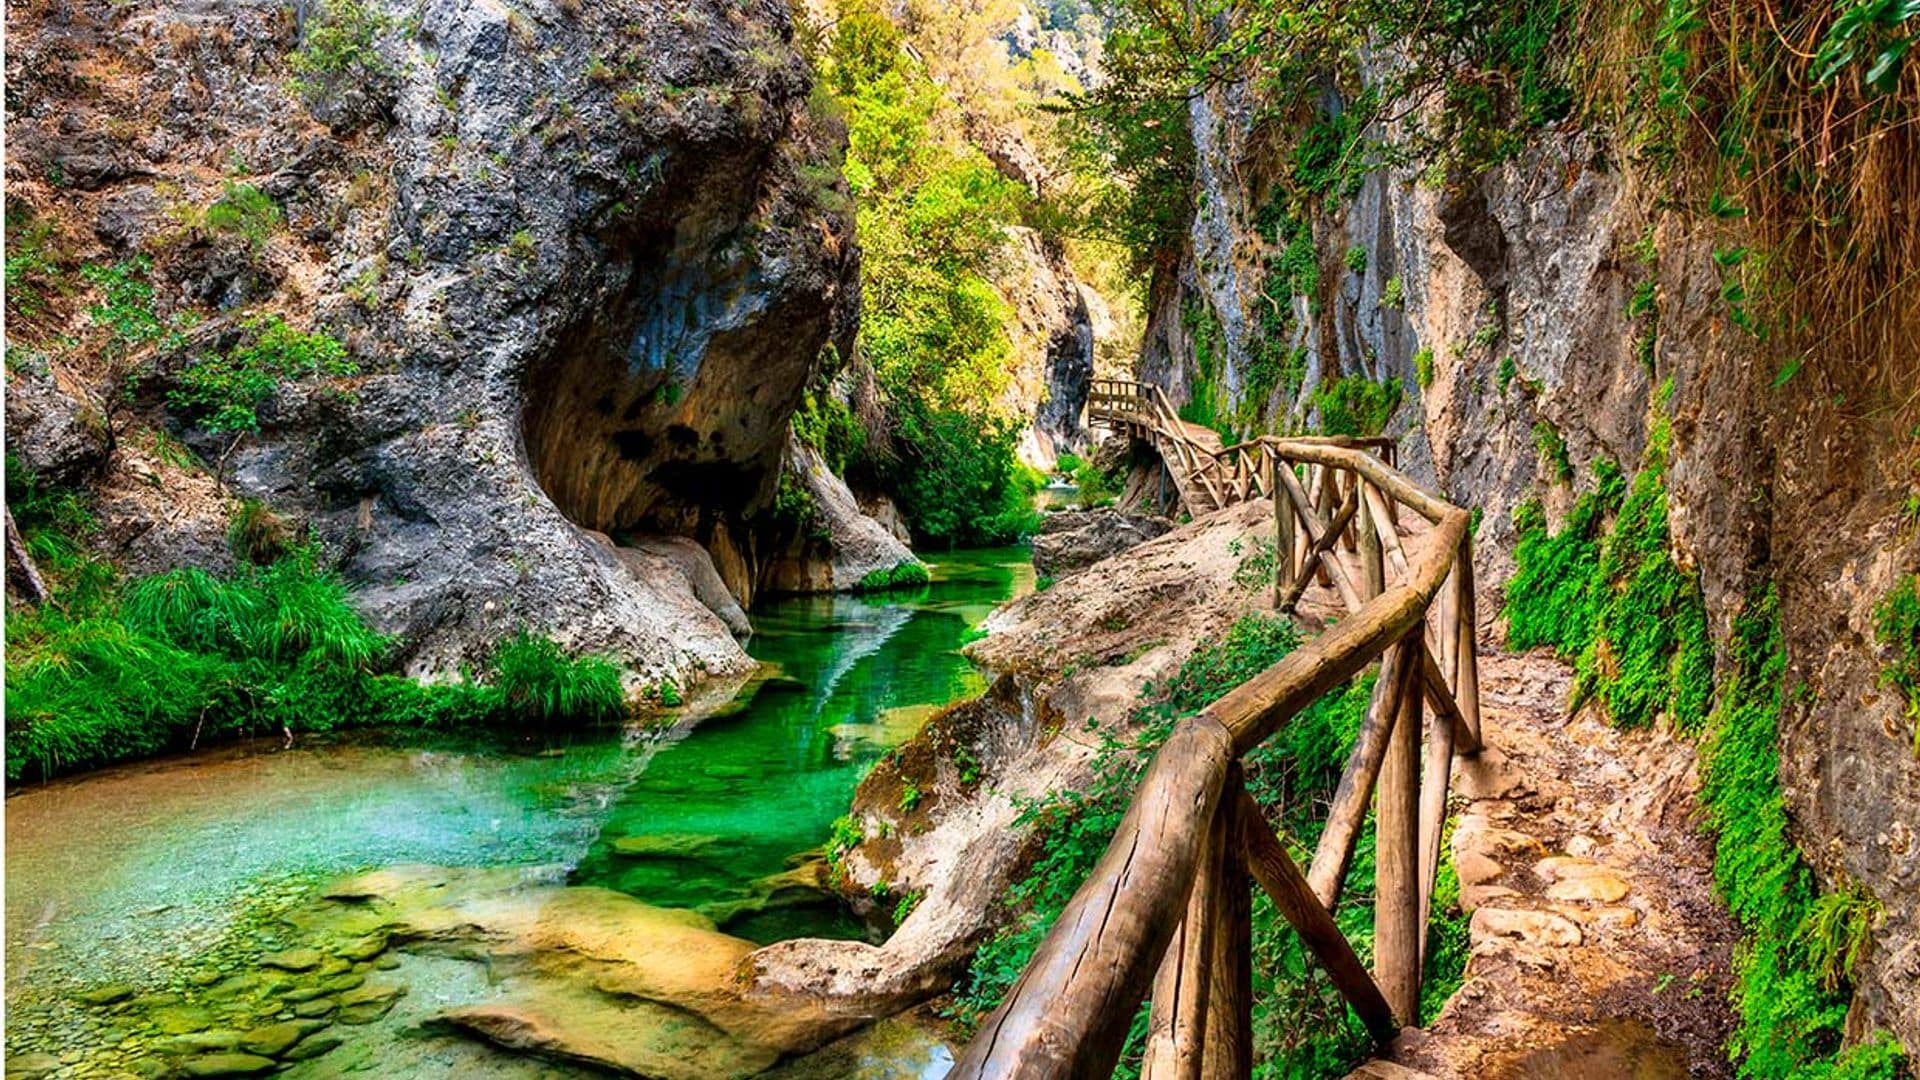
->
[203,183,282,249]
[228,498,288,565]
[489,631,627,726]
[857,560,931,592]
[5,471,634,780]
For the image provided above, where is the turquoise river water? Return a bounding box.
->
[3,548,1031,1078]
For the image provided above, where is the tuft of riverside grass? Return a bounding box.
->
[5,466,634,780]
[488,631,627,726]
[857,560,931,592]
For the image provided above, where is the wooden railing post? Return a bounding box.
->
[1238,789,1398,1043]
[1274,456,1295,606]
[1205,778,1253,1079]
[1454,535,1482,747]
[1376,625,1425,1026]
[1308,634,1418,906]
[1358,481,1384,601]
[1143,824,1217,1080]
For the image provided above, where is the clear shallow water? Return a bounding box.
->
[4,548,1028,1076]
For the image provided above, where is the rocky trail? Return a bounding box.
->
[1356,651,1739,1079]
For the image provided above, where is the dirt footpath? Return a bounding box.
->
[1360,651,1738,1079]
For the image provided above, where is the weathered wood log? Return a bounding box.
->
[1307,636,1418,906]
[1275,466,1362,612]
[1375,643,1425,1025]
[1419,642,1482,756]
[1358,484,1384,601]
[951,717,1237,1080]
[1454,535,1483,748]
[6,508,52,606]
[1237,788,1398,1043]
[1363,482,1411,582]
[1216,510,1468,757]
[1270,441,1454,524]
[1274,459,1296,604]
[1417,689,1457,966]
[1203,782,1253,1079]
[1142,812,1218,1080]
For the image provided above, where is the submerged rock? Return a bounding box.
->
[237,1019,328,1057]
[257,949,323,973]
[291,865,858,1077]
[176,1052,277,1078]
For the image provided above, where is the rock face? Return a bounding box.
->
[999,226,1096,465]
[4,0,860,682]
[4,366,109,487]
[1138,68,1920,1050]
[761,436,918,594]
[1030,507,1174,578]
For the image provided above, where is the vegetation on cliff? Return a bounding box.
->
[807,0,1061,547]
[1506,458,1903,1076]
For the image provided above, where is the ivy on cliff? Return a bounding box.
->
[1505,461,1905,1075]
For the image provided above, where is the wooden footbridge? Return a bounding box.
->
[953,379,1482,1077]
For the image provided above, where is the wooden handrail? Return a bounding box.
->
[958,381,1484,1079]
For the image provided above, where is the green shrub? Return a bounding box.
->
[1532,420,1573,483]
[888,403,1040,547]
[792,389,867,476]
[1872,575,1919,753]
[170,315,354,435]
[1413,347,1435,389]
[857,560,932,592]
[6,201,63,323]
[1381,275,1404,309]
[289,0,386,104]
[488,631,627,726]
[80,258,169,360]
[203,183,282,249]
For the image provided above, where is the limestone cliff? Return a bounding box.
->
[4,0,863,684]
[1138,73,1920,1053]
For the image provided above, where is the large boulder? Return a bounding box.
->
[4,366,109,488]
[760,436,918,594]
[1031,507,1174,577]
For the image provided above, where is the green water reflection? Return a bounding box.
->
[572,548,1031,940]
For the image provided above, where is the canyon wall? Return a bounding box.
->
[5,0,864,684]
[1140,74,1920,1052]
